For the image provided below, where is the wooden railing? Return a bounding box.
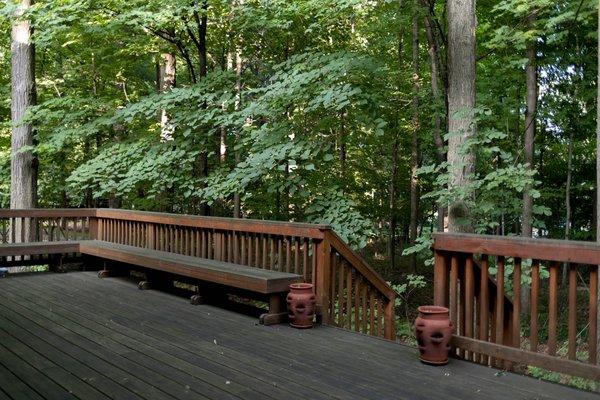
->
[433,232,600,381]
[0,208,396,340]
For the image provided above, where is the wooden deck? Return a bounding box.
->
[0,272,597,400]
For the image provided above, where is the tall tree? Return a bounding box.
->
[10,0,37,235]
[522,12,537,238]
[596,0,600,368]
[521,11,538,312]
[446,0,476,232]
[409,4,420,272]
[424,13,446,232]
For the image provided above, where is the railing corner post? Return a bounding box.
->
[89,217,100,240]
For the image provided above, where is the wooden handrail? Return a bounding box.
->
[433,232,600,381]
[435,232,600,265]
[0,209,96,218]
[95,209,330,239]
[326,231,396,301]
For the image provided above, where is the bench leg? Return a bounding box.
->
[49,255,66,273]
[190,294,204,305]
[259,293,288,326]
[97,266,110,278]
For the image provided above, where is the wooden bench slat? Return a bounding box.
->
[0,241,79,256]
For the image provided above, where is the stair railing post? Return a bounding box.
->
[314,232,332,325]
[384,294,396,340]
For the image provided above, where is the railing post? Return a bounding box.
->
[89,217,100,240]
[384,295,396,341]
[314,234,331,325]
[433,250,447,306]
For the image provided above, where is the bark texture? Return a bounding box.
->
[521,14,537,238]
[424,14,445,231]
[446,0,476,233]
[233,47,243,218]
[10,0,38,242]
[521,13,537,313]
[159,53,176,142]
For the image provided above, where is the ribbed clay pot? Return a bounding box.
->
[287,283,316,328]
[415,305,453,365]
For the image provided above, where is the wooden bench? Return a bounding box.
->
[0,241,80,269]
[78,240,301,325]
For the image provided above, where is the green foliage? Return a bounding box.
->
[0,0,598,313]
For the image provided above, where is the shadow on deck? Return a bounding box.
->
[0,272,597,400]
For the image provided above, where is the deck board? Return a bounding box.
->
[0,272,598,400]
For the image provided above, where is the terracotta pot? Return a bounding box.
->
[415,305,453,365]
[287,283,316,328]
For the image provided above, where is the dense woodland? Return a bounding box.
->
[3,0,600,384]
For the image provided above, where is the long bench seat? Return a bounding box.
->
[78,240,301,294]
[0,239,301,325]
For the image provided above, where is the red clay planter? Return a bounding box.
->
[415,305,453,365]
[287,283,316,328]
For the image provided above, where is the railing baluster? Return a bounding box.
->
[548,262,559,356]
[512,257,521,349]
[530,260,539,352]
[277,238,283,272]
[346,268,353,330]
[568,263,577,360]
[361,284,368,334]
[285,237,291,273]
[449,256,459,339]
[339,261,345,328]
[330,252,337,321]
[241,233,246,265]
[369,290,375,335]
[354,278,360,332]
[465,255,474,361]
[479,254,489,365]
[262,235,268,269]
[495,256,505,348]
[294,237,300,275]
[589,265,598,364]
[303,239,309,281]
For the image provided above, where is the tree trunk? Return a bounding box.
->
[409,9,420,273]
[424,14,445,231]
[446,0,476,233]
[10,0,37,242]
[197,0,209,216]
[388,139,399,269]
[389,0,404,267]
[521,14,537,238]
[521,12,537,313]
[596,0,600,368]
[159,53,176,141]
[233,46,242,218]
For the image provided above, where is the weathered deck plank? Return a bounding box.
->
[0,272,598,400]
